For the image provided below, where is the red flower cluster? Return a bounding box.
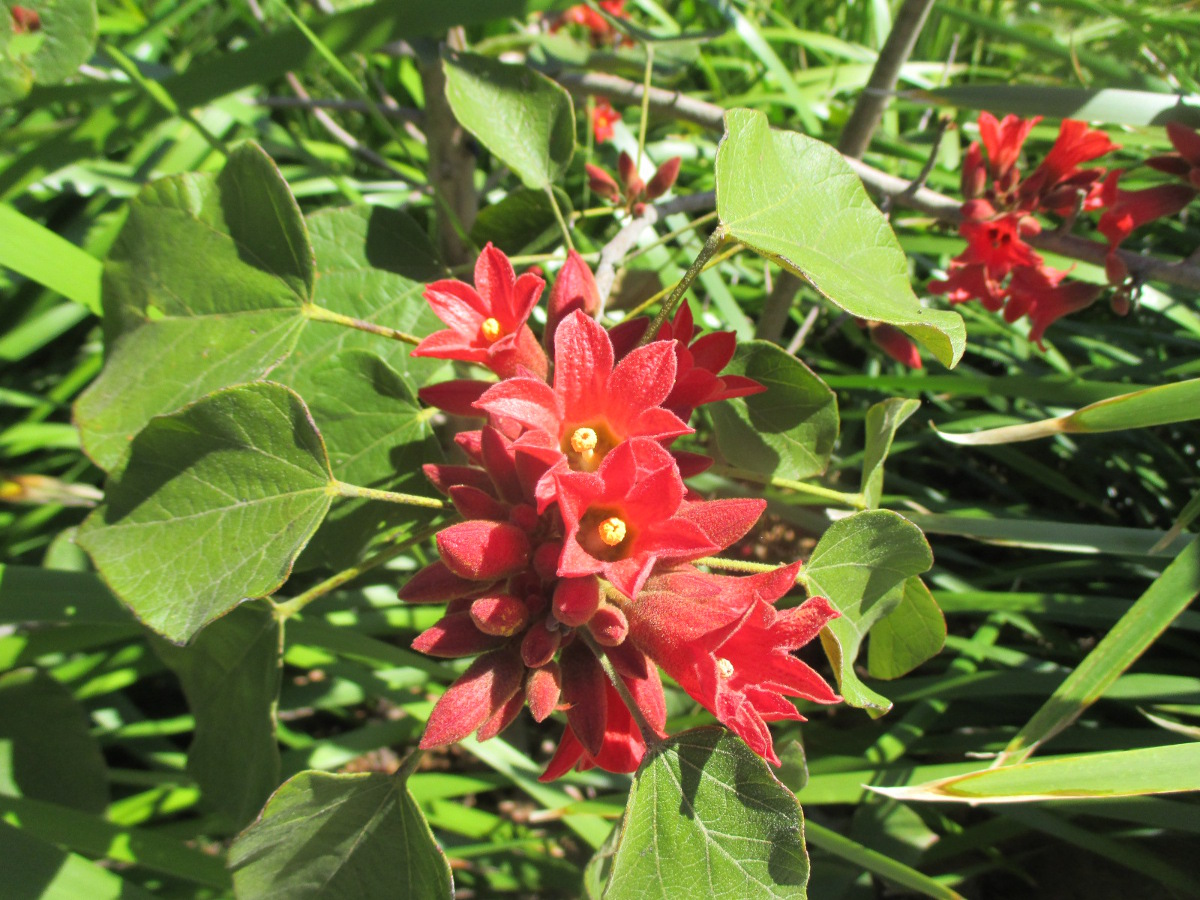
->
[590,98,620,144]
[404,244,841,778]
[550,1,631,47]
[930,113,1119,345]
[587,150,682,215]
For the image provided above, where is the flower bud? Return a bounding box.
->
[588,604,629,646]
[526,662,563,722]
[552,576,601,627]
[521,618,562,668]
[470,594,530,636]
[645,156,681,200]
[545,250,601,350]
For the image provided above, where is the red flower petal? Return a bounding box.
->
[400,560,491,603]
[560,641,608,756]
[420,648,525,748]
[412,610,506,658]
[526,662,563,722]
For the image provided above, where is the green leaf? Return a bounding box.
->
[603,727,809,899]
[0,819,156,900]
[996,535,1200,766]
[470,186,572,254]
[0,0,98,104]
[293,350,441,569]
[715,108,965,367]
[804,820,964,900]
[710,340,839,481]
[803,511,933,714]
[0,794,231,890]
[871,743,1200,803]
[0,565,131,625]
[867,576,946,680]
[153,602,282,831]
[860,397,920,508]
[0,668,108,813]
[79,382,335,643]
[76,142,316,471]
[936,378,1200,445]
[228,766,453,900]
[442,49,575,190]
[0,204,101,313]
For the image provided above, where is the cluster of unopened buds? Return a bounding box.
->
[586,150,681,216]
[400,243,841,779]
[931,113,1200,344]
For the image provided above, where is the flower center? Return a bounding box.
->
[480,317,503,343]
[598,516,627,547]
[562,421,619,473]
[716,657,735,679]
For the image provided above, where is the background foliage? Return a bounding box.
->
[2,0,1199,897]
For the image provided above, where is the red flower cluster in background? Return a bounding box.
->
[932,113,1200,345]
[930,113,1117,345]
[404,244,841,778]
[550,1,631,48]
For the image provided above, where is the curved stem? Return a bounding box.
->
[708,463,867,510]
[637,226,729,343]
[334,481,446,508]
[584,631,663,751]
[273,520,445,619]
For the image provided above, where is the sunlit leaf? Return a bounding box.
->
[79,382,335,643]
[867,576,946,680]
[604,727,809,899]
[715,108,965,367]
[229,765,453,900]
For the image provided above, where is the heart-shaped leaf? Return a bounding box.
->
[443,49,575,190]
[715,109,965,368]
[803,511,933,714]
[710,339,839,481]
[229,766,453,900]
[79,382,336,643]
[604,727,809,899]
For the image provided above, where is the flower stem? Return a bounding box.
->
[708,463,867,509]
[635,44,654,172]
[584,632,663,751]
[273,520,445,619]
[304,304,421,345]
[623,242,741,320]
[545,185,576,252]
[333,481,446,509]
[639,225,729,343]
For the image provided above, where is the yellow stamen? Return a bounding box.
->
[480,317,503,342]
[716,657,735,679]
[570,427,598,454]
[598,516,627,547]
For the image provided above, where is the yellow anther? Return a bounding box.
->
[716,658,735,679]
[480,317,503,342]
[570,427,599,454]
[598,516,627,547]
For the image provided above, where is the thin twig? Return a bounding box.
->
[252,96,422,122]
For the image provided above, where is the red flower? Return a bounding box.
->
[1006,265,1102,347]
[608,302,765,421]
[475,310,690,501]
[628,564,840,764]
[1147,121,1200,190]
[555,438,720,597]
[550,1,629,47]
[928,262,1007,311]
[1097,170,1197,272]
[1019,119,1118,215]
[412,243,549,380]
[958,211,1042,278]
[591,98,620,144]
[978,112,1040,193]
